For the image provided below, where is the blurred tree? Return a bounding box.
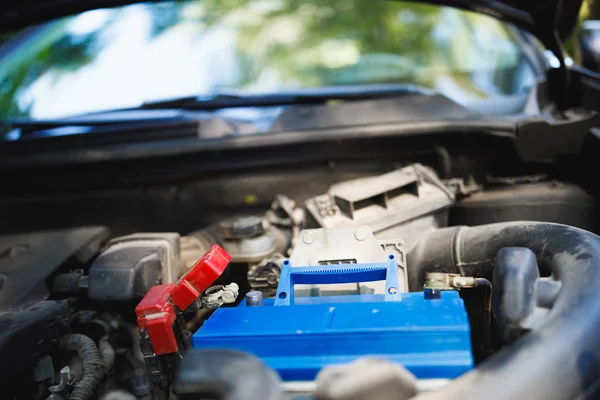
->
[147,1,186,38]
[566,0,600,58]
[582,0,600,20]
[199,0,448,88]
[0,0,534,122]
[197,0,524,96]
[0,20,108,120]
[0,3,184,121]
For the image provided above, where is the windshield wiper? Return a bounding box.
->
[2,84,434,133]
[1,84,440,142]
[136,84,435,110]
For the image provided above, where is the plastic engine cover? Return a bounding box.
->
[192,253,473,381]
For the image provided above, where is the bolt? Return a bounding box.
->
[302,232,314,244]
[245,291,264,307]
[450,276,476,288]
[388,287,397,295]
[354,228,368,241]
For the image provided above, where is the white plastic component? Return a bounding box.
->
[289,226,407,295]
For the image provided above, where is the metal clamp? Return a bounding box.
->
[201,283,240,309]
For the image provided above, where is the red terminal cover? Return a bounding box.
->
[170,244,231,311]
[135,284,178,355]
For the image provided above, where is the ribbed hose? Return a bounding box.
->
[408,222,600,400]
[60,334,109,400]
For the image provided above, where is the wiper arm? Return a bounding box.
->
[1,84,434,137]
[2,84,433,130]
[138,84,435,110]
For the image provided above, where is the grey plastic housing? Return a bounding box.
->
[290,226,407,294]
[305,164,455,249]
[88,233,181,301]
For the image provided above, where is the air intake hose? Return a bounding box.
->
[408,222,600,400]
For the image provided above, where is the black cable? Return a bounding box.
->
[475,278,492,289]
[474,278,493,350]
[59,334,109,400]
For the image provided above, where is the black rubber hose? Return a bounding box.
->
[408,222,600,400]
[60,334,109,400]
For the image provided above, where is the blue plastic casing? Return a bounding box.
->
[192,256,473,380]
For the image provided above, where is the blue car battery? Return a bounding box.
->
[192,254,473,381]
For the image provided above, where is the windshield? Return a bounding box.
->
[0,0,537,120]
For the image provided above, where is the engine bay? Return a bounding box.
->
[1,163,597,400]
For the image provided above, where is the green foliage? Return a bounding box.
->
[0,0,532,121]
[565,0,600,58]
[198,0,443,88]
[0,20,105,120]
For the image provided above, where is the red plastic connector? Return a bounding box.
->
[135,245,231,355]
[135,284,178,355]
[171,244,232,311]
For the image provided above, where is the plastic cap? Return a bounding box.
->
[171,244,231,311]
[219,216,265,239]
[135,284,174,324]
[135,284,178,355]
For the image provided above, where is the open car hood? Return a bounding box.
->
[1,0,583,44]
